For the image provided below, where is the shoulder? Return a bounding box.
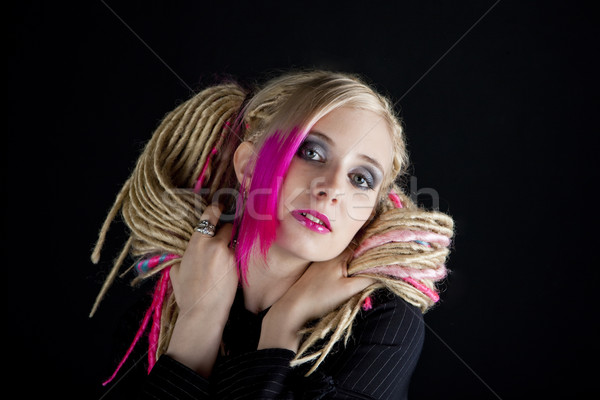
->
[315,291,425,399]
[352,289,425,347]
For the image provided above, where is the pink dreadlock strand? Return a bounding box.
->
[148,267,170,372]
[193,121,232,193]
[102,267,172,386]
[361,296,373,311]
[354,230,451,258]
[402,277,440,302]
[194,146,218,193]
[388,190,404,208]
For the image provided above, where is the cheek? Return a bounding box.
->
[344,191,377,223]
[277,169,308,219]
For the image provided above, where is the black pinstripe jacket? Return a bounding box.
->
[141,289,424,399]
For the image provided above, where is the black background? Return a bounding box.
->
[6,1,598,399]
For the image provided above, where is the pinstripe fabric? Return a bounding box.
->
[141,289,424,399]
[144,355,211,399]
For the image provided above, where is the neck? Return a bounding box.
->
[242,245,309,314]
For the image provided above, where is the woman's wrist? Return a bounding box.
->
[165,302,231,377]
[179,295,233,326]
[257,301,303,353]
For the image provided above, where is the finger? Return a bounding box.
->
[199,203,223,226]
[341,247,354,262]
[168,263,180,289]
[213,222,234,243]
[345,275,376,293]
[194,203,223,238]
[339,249,354,277]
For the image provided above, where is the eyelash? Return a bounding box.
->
[350,172,375,190]
[297,142,376,191]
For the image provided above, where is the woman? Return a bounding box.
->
[91,70,454,399]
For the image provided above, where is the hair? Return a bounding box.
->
[90,69,454,381]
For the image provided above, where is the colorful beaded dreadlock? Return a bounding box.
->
[356,190,448,308]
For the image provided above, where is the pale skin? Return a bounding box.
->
[166,107,394,377]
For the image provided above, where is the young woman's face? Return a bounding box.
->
[273,106,394,263]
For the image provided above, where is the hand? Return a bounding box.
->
[258,249,375,352]
[169,203,239,320]
[166,203,239,376]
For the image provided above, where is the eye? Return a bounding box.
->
[350,172,375,190]
[297,141,326,162]
[304,148,320,160]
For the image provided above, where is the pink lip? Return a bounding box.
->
[291,209,331,234]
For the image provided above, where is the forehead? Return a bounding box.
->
[311,107,394,172]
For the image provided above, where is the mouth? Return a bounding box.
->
[291,209,332,234]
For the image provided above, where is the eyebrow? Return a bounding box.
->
[308,130,385,174]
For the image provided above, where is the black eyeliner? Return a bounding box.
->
[298,139,327,162]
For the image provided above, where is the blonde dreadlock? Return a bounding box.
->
[89,83,246,315]
[90,70,454,379]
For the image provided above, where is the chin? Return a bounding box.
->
[274,219,351,262]
[273,239,346,264]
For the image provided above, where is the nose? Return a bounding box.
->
[310,170,344,204]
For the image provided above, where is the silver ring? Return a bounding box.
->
[195,220,216,237]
